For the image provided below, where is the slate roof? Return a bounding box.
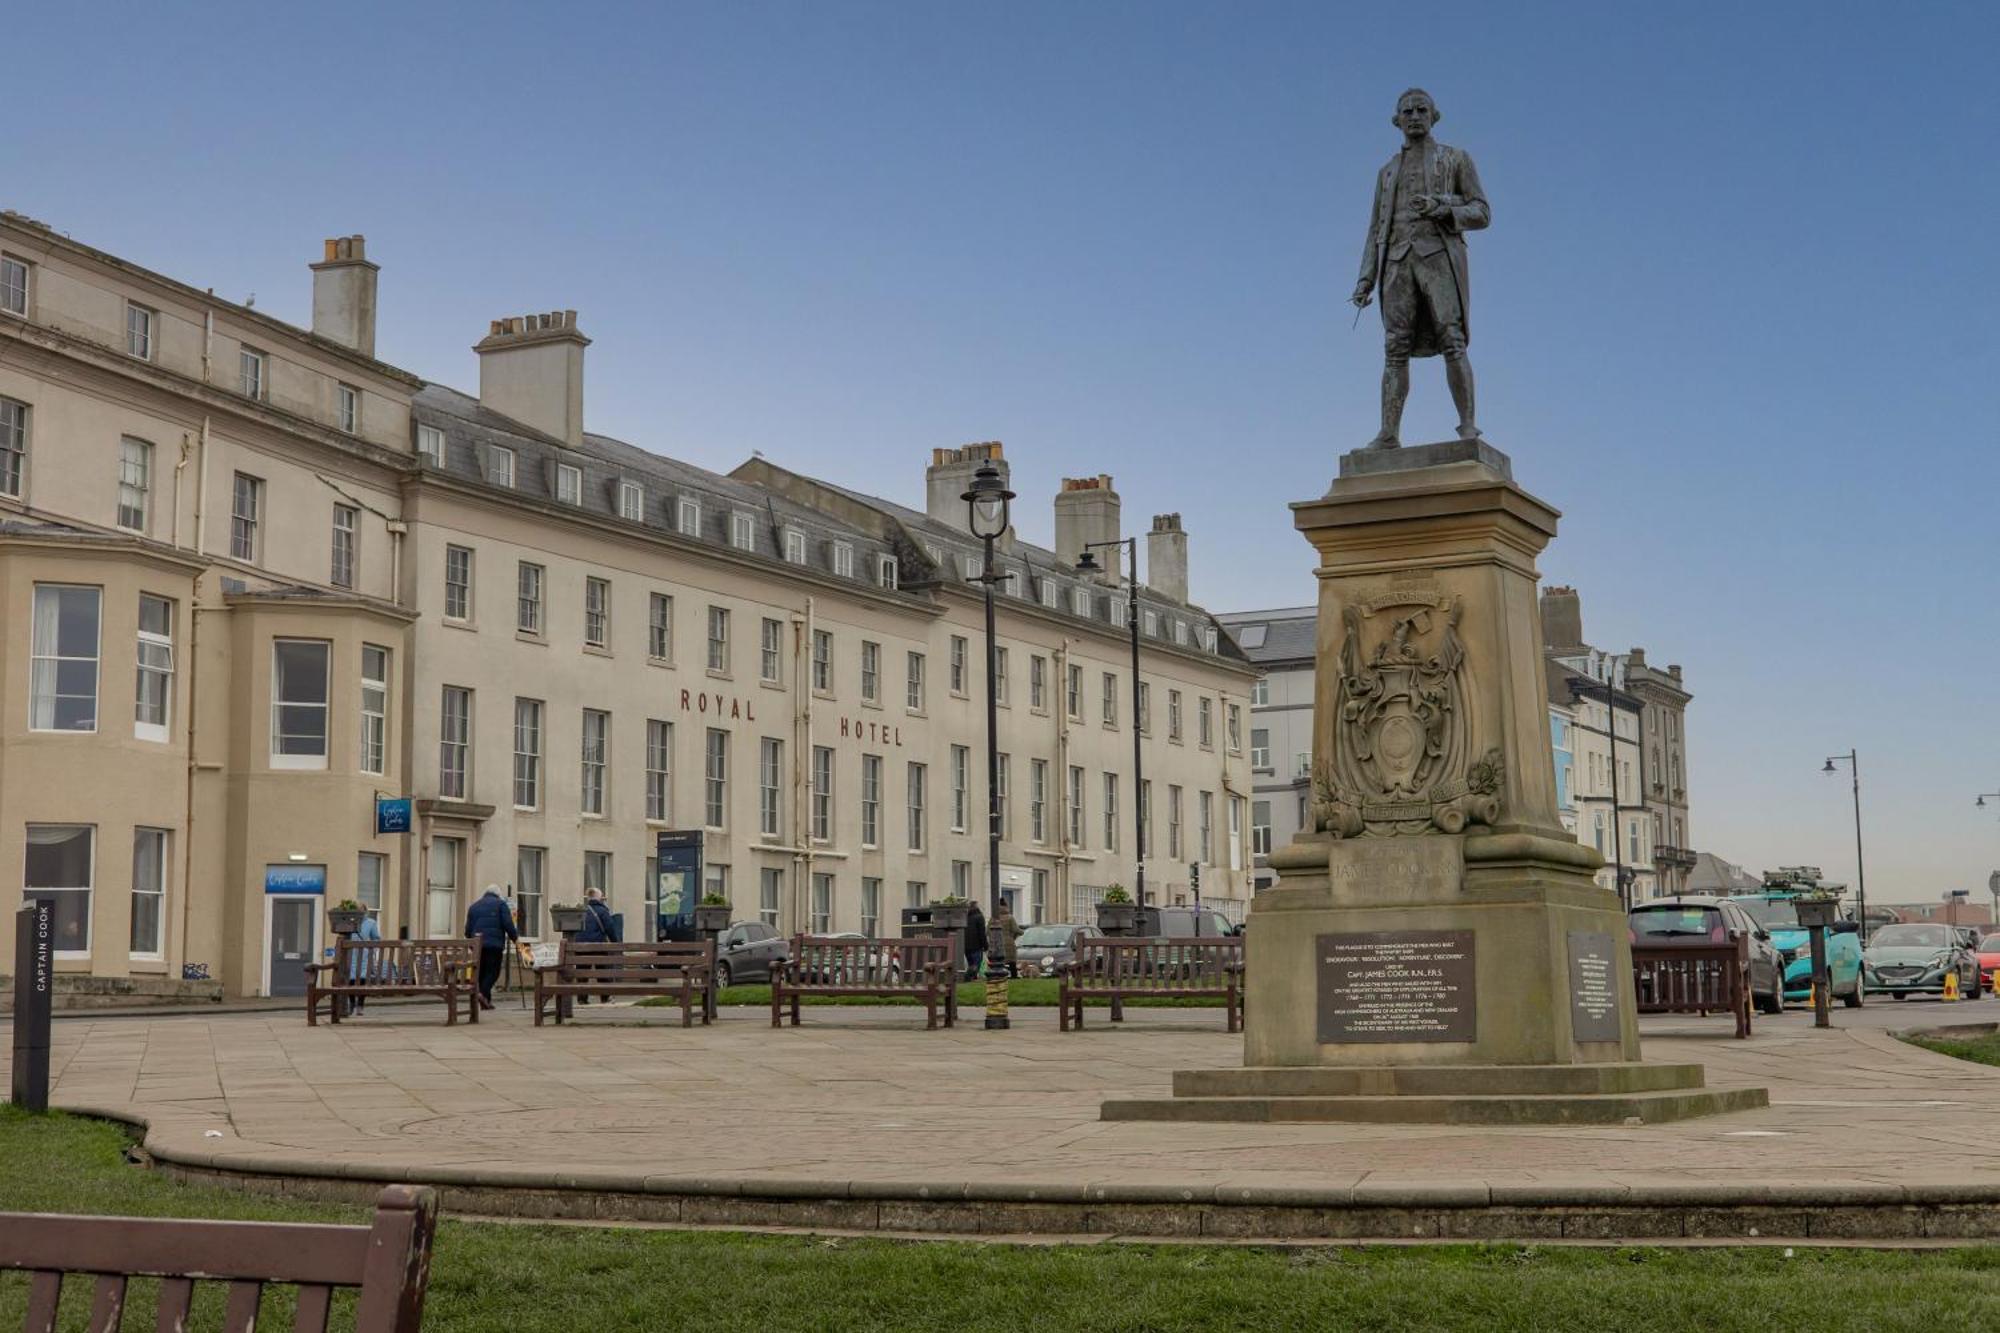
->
[1214,607,1315,666]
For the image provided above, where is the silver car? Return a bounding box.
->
[1014,923,1104,978]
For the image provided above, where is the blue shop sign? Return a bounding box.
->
[264,865,327,894]
[375,798,413,835]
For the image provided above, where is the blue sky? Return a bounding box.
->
[11,1,1998,905]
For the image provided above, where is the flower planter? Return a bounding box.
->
[693,904,734,935]
[928,904,972,933]
[1096,903,1138,936]
[548,907,588,937]
[326,908,368,937]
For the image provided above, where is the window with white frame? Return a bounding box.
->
[230,473,262,562]
[1199,696,1213,746]
[26,824,94,958]
[785,528,807,564]
[116,437,151,532]
[861,877,881,936]
[31,584,99,731]
[812,628,832,693]
[515,847,544,938]
[1071,586,1091,618]
[1030,759,1048,843]
[812,745,834,841]
[1251,677,1269,706]
[907,881,927,909]
[555,463,582,505]
[416,423,445,465]
[994,646,1009,705]
[703,862,727,904]
[960,552,979,581]
[760,617,782,683]
[619,481,644,521]
[833,542,853,577]
[580,708,608,815]
[584,851,612,900]
[513,698,543,809]
[1168,689,1183,740]
[705,728,728,827]
[126,302,154,359]
[1138,777,1150,857]
[1102,672,1118,726]
[337,383,360,433]
[1142,609,1158,637]
[907,652,925,711]
[237,346,265,400]
[438,685,471,797]
[998,752,1011,841]
[1251,727,1271,770]
[134,594,173,741]
[952,861,971,900]
[1202,626,1217,652]
[646,719,671,821]
[0,396,26,497]
[489,446,515,488]
[731,511,756,551]
[1040,577,1058,609]
[1068,766,1085,845]
[907,762,927,851]
[759,737,783,836]
[330,504,357,588]
[516,562,544,634]
[584,576,610,648]
[812,873,834,933]
[357,851,386,920]
[950,745,970,831]
[649,593,673,660]
[1103,772,1119,851]
[1066,663,1082,720]
[1228,703,1243,752]
[270,639,330,767]
[359,644,388,775]
[1168,785,1183,859]
[130,827,168,958]
[1003,569,1022,598]
[1137,680,1150,733]
[1110,598,1127,629]
[861,640,880,703]
[950,635,967,693]
[1252,800,1272,856]
[760,867,782,927]
[861,753,882,847]
[0,254,28,315]
[1229,795,1245,871]
[679,496,701,536]
[1030,655,1046,711]
[1199,791,1214,864]
[877,555,898,589]
[444,546,473,621]
[707,606,729,672]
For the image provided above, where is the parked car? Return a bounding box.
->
[1014,923,1104,977]
[1730,893,1865,1007]
[1862,923,1981,999]
[1977,934,2000,994]
[1628,896,1786,1014]
[798,933,915,984]
[1137,905,1237,938]
[713,920,789,987]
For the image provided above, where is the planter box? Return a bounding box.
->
[326,908,368,937]
[693,905,734,935]
[1096,903,1138,936]
[548,907,588,937]
[928,904,972,933]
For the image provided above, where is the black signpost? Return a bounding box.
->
[12,900,54,1112]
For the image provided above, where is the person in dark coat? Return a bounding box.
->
[986,900,1022,980]
[576,887,620,1004]
[463,884,519,1010]
[962,902,988,981]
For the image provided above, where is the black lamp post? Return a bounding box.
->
[1975,793,2000,924]
[1824,751,1869,943]
[961,463,1014,1028]
[1076,538,1145,916]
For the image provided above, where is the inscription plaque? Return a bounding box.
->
[1316,929,1475,1043]
[1567,930,1622,1043]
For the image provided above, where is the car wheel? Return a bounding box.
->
[1892,991,1907,1000]
[716,960,733,989]
[1755,979,1782,1016]
[1841,980,1864,1008]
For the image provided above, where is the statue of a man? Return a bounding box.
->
[1351,88,1489,449]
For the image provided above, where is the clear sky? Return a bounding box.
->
[10,1,1998,906]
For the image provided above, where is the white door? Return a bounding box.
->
[427,836,462,938]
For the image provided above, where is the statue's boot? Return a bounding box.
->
[1366,361,1408,449]
[1447,355,1479,439]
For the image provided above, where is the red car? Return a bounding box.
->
[1978,933,2000,993]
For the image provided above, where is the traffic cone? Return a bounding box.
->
[1943,972,1961,1002]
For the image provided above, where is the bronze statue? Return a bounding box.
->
[1351,88,1489,449]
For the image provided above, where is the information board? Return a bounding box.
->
[1567,930,1623,1042]
[1316,929,1476,1044]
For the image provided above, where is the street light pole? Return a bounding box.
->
[1077,538,1145,915]
[961,464,1015,1029]
[1824,751,1868,942]
[1974,794,2000,923]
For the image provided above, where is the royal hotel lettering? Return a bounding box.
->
[677,689,906,748]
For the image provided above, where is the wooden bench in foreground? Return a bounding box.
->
[1058,937,1243,1032]
[534,940,715,1027]
[771,936,959,1029]
[306,939,480,1026]
[0,1184,437,1333]
[1631,931,1752,1038]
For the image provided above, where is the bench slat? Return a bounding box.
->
[87,1273,126,1332]
[223,1280,261,1332]
[293,1283,333,1333]
[0,1214,372,1284]
[153,1277,194,1333]
[25,1271,59,1333]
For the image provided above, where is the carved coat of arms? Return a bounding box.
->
[1312,585,1503,838]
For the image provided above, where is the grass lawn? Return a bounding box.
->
[4,1110,2000,1331]
[1906,1030,2000,1068]
[653,978,1226,1008]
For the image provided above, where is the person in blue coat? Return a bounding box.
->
[463,884,518,1009]
[576,887,620,1004]
[345,911,383,1014]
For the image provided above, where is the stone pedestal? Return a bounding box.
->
[1102,442,1762,1125]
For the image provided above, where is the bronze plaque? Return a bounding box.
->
[1567,930,1623,1043]
[1316,930,1476,1043]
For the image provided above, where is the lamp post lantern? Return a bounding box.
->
[1824,751,1869,942]
[1076,538,1146,915]
[961,464,1014,1028]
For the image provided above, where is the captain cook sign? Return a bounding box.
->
[677,687,908,748]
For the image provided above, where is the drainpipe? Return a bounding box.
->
[794,601,814,930]
[193,416,211,555]
[172,431,192,549]
[177,576,208,983]
[1054,640,1075,921]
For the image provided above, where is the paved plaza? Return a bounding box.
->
[10,998,2000,1208]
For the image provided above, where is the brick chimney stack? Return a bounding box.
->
[474,311,590,448]
[1146,513,1188,603]
[310,235,378,357]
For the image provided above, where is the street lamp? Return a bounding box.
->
[1974,794,2000,923]
[961,463,1014,1028]
[1824,751,1869,942]
[1076,537,1146,915]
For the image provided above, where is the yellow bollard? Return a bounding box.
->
[1943,971,1961,1002]
[985,966,1011,1030]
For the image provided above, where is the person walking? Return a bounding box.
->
[987,899,1023,980]
[963,901,988,981]
[344,910,383,1015]
[463,884,518,1010]
[577,886,620,1004]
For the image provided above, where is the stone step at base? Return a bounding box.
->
[1101,1086,1769,1126]
[1172,1062,1708,1099]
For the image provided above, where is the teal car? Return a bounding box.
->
[1732,893,1865,1006]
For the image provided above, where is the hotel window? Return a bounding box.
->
[0,254,27,314]
[1168,689,1183,741]
[489,446,515,487]
[1066,664,1082,720]
[330,504,357,588]
[416,423,445,465]
[584,576,610,648]
[950,745,970,832]
[1137,681,1151,733]
[1199,696,1213,746]
[1251,678,1269,707]
[833,542,853,577]
[1110,599,1127,629]
[950,636,967,693]
[1227,703,1243,752]
[1101,673,1118,726]
[1030,759,1048,843]
[861,878,882,937]
[26,825,94,958]
[998,753,1012,841]
[555,463,582,505]
[444,546,473,621]
[812,745,834,842]
[1251,728,1271,771]
[513,698,542,809]
[130,828,168,959]
[877,555,898,590]
[1168,786,1183,859]
[1199,791,1214,864]
[1039,578,1058,609]
[1067,766,1085,845]
[993,646,1009,705]
[759,737,783,836]
[438,686,471,798]
[960,553,979,581]
[646,719,672,821]
[584,852,612,900]
[0,396,26,496]
[952,860,971,901]
[1143,609,1159,637]
[861,754,882,847]
[337,383,360,433]
[269,639,330,767]
[760,617,782,683]
[812,629,833,693]
[230,473,262,562]
[731,512,756,551]
[117,438,152,532]
[134,594,174,741]
[811,873,834,933]
[619,481,644,521]
[580,708,608,816]
[126,302,154,359]
[1032,869,1048,924]
[785,528,807,564]
[1229,796,1245,871]
[861,640,880,703]
[1029,656,1046,711]
[703,862,728,904]
[516,562,544,634]
[649,593,674,660]
[704,728,728,827]
[1138,778,1152,857]
[707,606,729,672]
[678,496,702,536]
[759,867,783,927]
[906,652,925,711]
[1174,620,1187,646]
[237,346,265,400]
[515,848,544,938]
[906,881,927,910]
[1003,569,1021,598]
[907,762,927,851]
[1071,587,1091,618]
[1202,626,1217,652]
[357,851,386,919]
[358,644,388,775]
[1103,773,1119,852]
[1252,800,1272,857]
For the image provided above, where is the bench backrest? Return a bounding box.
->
[789,935,955,986]
[334,938,477,986]
[558,940,714,980]
[1073,937,1243,988]
[0,1184,436,1333]
[1632,932,1749,1010]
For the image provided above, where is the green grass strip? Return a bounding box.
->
[1905,1031,2000,1067]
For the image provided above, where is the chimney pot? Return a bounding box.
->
[310,234,380,357]
[1054,474,1121,578]
[1146,512,1189,602]
[924,443,1010,532]
[474,310,591,447]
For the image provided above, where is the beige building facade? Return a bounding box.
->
[0,214,1254,999]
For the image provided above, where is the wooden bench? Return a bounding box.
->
[0,1183,437,1332]
[1058,937,1243,1032]
[534,940,715,1027]
[1632,931,1752,1038]
[771,936,959,1029]
[305,939,480,1026]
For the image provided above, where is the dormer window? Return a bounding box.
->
[832,542,853,577]
[1072,587,1091,618]
[731,512,756,551]
[877,555,898,590]
[1003,569,1022,597]
[785,529,807,564]
[619,481,644,521]
[679,496,702,536]
[555,463,582,506]
[1143,609,1159,637]
[488,446,515,488]
[336,383,360,434]
[1040,578,1058,609]
[416,424,445,465]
